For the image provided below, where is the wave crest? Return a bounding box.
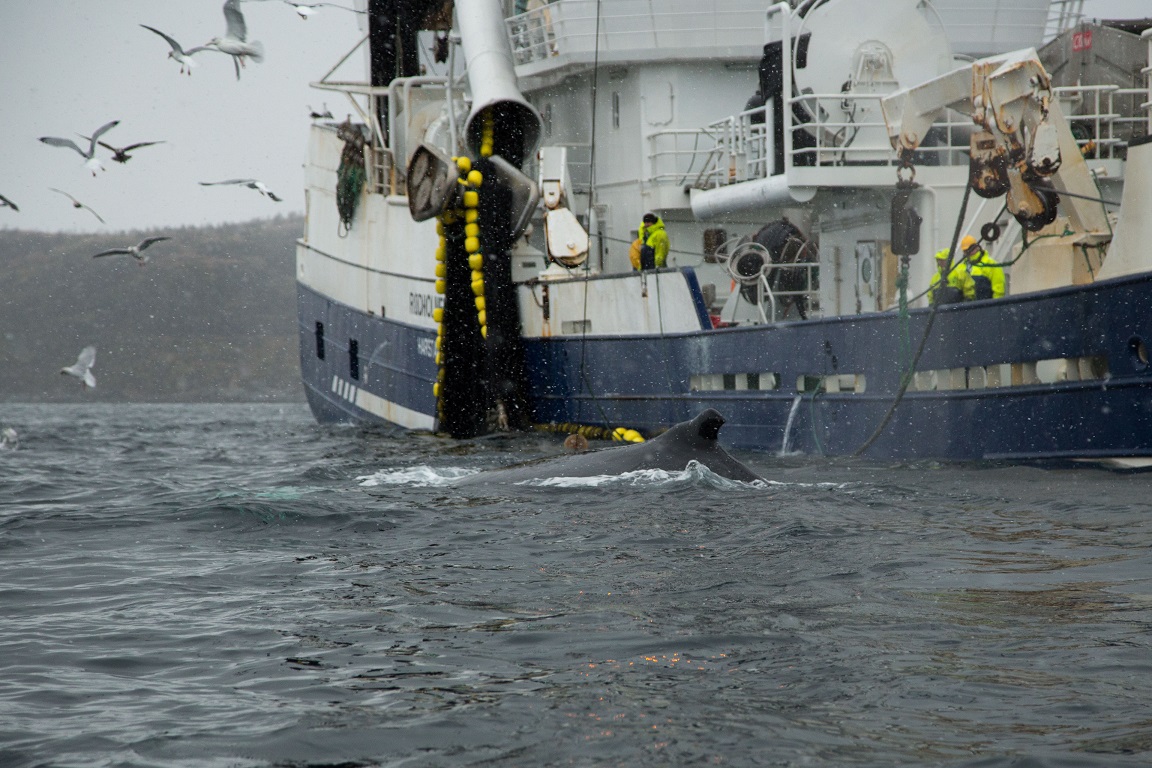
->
[357,466,478,487]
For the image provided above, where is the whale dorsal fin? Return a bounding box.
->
[692,409,725,441]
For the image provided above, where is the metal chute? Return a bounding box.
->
[456,0,542,167]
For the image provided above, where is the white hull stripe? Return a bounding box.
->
[329,374,435,431]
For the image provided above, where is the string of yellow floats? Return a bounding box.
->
[534,422,645,443]
[431,213,450,417]
[433,112,644,443]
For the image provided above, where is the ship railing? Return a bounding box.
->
[784,92,972,171]
[747,262,819,325]
[649,94,973,190]
[647,107,772,188]
[309,35,402,194]
[507,4,559,64]
[1145,29,1152,132]
[647,129,724,187]
[310,78,396,193]
[649,81,1147,192]
[1053,83,1148,159]
[505,0,765,67]
[310,76,458,197]
[755,273,776,326]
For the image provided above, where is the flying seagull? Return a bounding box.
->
[140,24,217,75]
[199,178,283,201]
[0,194,17,212]
[282,1,366,19]
[96,139,165,164]
[91,236,172,265]
[60,346,97,389]
[309,103,333,119]
[49,188,106,224]
[38,120,120,175]
[206,0,265,80]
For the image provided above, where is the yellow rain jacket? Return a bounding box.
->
[965,249,1006,299]
[930,250,976,305]
[631,215,669,270]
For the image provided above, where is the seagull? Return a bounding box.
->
[283,1,365,19]
[308,103,333,119]
[38,120,120,175]
[60,346,97,389]
[199,179,283,201]
[95,139,165,164]
[206,0,265,80]
[140,24,218,75]
[49,188,106,224]
[0,194,17,212]
[91,236,172,265]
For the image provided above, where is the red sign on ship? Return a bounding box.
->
[1072,30,1093,52]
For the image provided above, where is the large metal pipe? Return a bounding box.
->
[457,0,542,167]
[691,177,817,221]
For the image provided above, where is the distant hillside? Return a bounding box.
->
[0,216,306,403]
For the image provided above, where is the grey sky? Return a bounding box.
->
[1,0,1148,233]
[1,0,365,233]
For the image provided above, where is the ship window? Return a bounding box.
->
[703,229,727,263]
[690,372,778,391]
[912,355,1110,391]
[349,338,360,380]
[314,322,325,360]
[612,92,620,129]
[1129,337,1148,370]
[796,374,865,394]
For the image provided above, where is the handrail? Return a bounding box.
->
[643,77,1151,193]
[756,273,775,325]
[505,1,766,66]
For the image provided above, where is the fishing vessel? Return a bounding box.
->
[296,0,1152,462]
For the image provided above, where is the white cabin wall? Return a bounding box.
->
[528,61,761,274]
[635,63,761,266]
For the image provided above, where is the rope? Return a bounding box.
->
[895,254,911,373]
[852,181,974,457]
[574,0,615,430]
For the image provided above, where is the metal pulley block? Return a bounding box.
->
[969,130,1010,199]
[1005,167,1060,232]
[406,143,460,221]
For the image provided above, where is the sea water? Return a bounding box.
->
[2,403,1151,767]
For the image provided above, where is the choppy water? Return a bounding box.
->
[2,403,1151,767]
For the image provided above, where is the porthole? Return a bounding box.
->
[1128,336,1148,370]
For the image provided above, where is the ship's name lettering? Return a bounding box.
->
[408,292,444,318]
[416,338,436,358]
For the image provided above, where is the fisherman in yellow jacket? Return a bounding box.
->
[929,249,975,305]
[961,235,1005,300]
[630,212,669,270]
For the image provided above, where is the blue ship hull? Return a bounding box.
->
[298,272,1152,461]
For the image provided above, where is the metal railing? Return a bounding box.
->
[1055,84,1149,158]
[720,235,820,325]
[645,81,1150,193]
[505,0,766,67]
[751,262,820,324]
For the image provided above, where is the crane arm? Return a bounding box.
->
[881,48,1110,235]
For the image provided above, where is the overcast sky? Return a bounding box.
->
[0,0,1148,233]
[0,0,366,234]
